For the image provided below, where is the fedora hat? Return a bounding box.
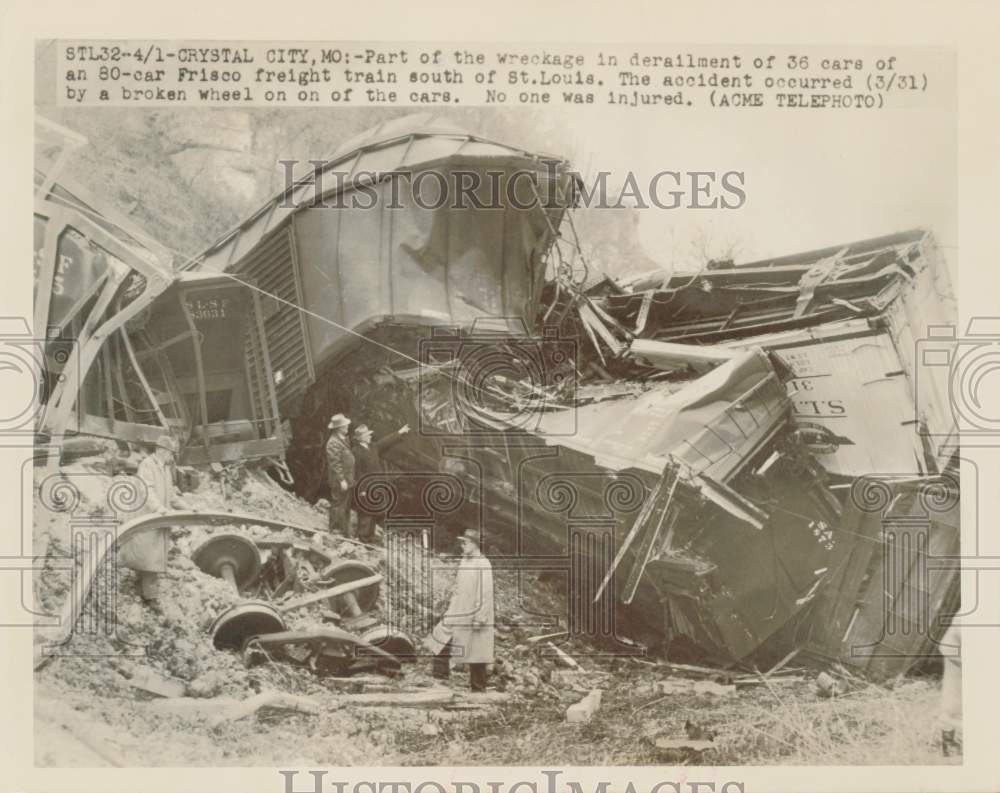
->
[154,434,178,454]
[328,413,351,430]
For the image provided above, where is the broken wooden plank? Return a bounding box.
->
[734,676,803,691]
[648,679,736,697]
[58,435,112,463]
[337,690,510,708]
[525,631,567,645]
[149,691,321,726]
[764,647,801,678]
[578,301,624,356]
[660,661,736,679]
[633,291,653,334]
[128,667,188,698]
[222,692,321,723]
[278,574,383,612]
[653,737,715,753]
[627,338,738,373]
[545,641,581,670]
[323,674,391,688]
[550,669,610,688]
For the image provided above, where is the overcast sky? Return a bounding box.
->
[558,93,956,278]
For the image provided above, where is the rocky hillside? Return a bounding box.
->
[37,102,579,265]
[36,34,691,284]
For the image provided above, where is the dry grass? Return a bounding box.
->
[392,674,952,767]
[711,678,949,765]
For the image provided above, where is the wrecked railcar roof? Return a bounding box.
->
[188,114,577,417]
[577,230,956,475]
[598,229,935,344]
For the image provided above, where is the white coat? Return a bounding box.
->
[427,551,495,665]
[118,454,174,573]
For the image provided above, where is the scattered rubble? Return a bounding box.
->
[128,667,188,699]
[816,672,840,699]
[566,689,603,724]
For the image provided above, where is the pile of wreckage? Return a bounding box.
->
[32,113,959,683]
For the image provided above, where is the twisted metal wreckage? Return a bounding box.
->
[33,114,959,679]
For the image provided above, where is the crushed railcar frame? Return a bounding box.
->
[33,117,287,468]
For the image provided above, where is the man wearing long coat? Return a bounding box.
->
[118,435,188,604]
[427,528,495,691]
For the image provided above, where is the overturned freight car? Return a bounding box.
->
[189,113,577,495]
[33,118,173,453]
[539,229,961,671]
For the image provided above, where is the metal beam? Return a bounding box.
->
[40,259,171,451]
[177,291,211,453]
[119,328,170,431]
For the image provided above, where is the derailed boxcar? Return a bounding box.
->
[420,347,851,662]
[33,117,286,467]
[190,114,577,494]
[34,118,173,453]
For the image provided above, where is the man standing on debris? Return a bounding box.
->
[351,422,410,542]
[940,622,962,757]
[119,435,190,606]
[325,413,355,536]
[427,528,495,691]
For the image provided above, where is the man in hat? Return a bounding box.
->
[119,434,190,605]
[940,622,962,756]
[427,528,495,691]
[325,413,355,536]
[352,422,410,542]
